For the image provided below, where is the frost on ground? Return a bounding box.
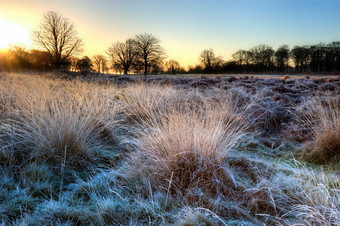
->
[0,72,339,225]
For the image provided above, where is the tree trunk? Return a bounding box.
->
[144,59,148,76]
[143,58,148,82]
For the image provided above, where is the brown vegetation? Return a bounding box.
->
[0,72,339,225]
[298,96,340,164]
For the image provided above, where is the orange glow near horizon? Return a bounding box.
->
[1,0,339,70]
[0,6,222,68]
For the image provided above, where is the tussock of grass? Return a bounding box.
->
[277,163,340,225]
[119,83,180,125]
[127,100,247,198]
[298,96,340,164]
[0,77,119,168]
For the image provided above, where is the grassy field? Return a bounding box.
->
[0,72,339,225]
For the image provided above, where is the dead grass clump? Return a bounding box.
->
[298,95,340,164]
[250,91,291,135]
[127,101,247,198]
[0,77,119,168]
[225,87,254,111]
[243,180,279,215]
[119,83,179,126]
[277,163,340,225]
[119,83,211,128]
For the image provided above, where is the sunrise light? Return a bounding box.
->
[0,19,31,49]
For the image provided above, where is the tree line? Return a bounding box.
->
[0,11,339,74]
[219,43,340,74]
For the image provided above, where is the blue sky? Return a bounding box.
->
[1,0,339,67]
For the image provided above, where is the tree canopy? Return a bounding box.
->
[33,11,83,69]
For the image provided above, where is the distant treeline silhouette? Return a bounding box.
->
[191,43,340,74]
[0,11,339,75]
[2,42,339,75]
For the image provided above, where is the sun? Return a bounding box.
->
[0,19,31,49]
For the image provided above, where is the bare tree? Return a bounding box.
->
[200,49,214,73]
[106,39,138,75]
[10,45,31,70]
[76,56,92,72]
[291,46,310,72]
[164,60,181,75]
[33,11,83,69]
[275,45,290,72]
[232,50,247,66]
[249,45,274,72]
[199,49,222,73]
[135,33,165,77]
[232,50,250,73]
[92,55,108,74]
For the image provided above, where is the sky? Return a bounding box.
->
[1,0,339,67]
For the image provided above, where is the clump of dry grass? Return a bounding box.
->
[0,75,119,167]
[127,98,247,198]
[118,83,212,128]
[297,95,340,164]
[277,163,340,225]
[118,83,178,125]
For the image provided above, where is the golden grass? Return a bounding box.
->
[1,73,339,225]
[126,94,247,198]
[119,83,197,126]
[298,95,340,164]
[0,74,119,167]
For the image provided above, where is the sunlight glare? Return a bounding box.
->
[0,19,30,49]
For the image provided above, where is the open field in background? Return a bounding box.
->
[0,72,339,225]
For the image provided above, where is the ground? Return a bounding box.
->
[0,72,339,225]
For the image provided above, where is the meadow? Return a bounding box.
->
[0,72,339,225]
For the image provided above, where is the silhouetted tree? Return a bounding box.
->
[334,41,340,72]
[243,51,253,73]
[222,61,238,72]
[249,45,274,72]
[165,60,181,75]
[310,43,327,72]
[275,45,290,72]
[132,60,144,74]
[150,64,163,74]
[9,45,31,71]
[200,49,215,73]
[232,50,247,72]
[33,11,83,69]
[199,49,223,73]
[189,65,203,74]
[92,55,108,74]
[107,39,138,75]
[68,57,79,72]
[214,56,224,73]
[325,41,340,72]
[76,56,92,72]
[30,49,53,71]
[135,33,165,77]
[291,46,310,72]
